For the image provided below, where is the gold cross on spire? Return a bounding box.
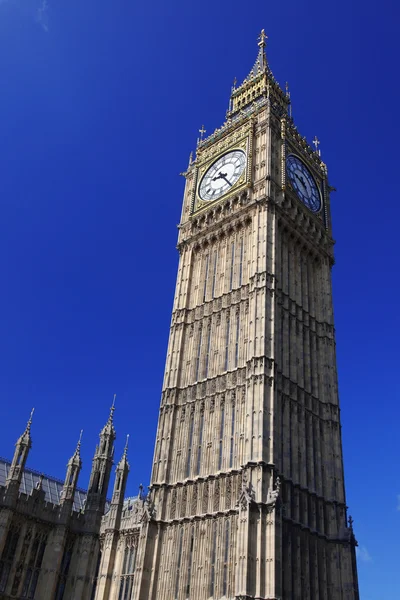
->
[258,29,267,48]
[199,125,206,141]
[313,136,321,155]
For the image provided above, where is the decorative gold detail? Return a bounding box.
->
[193,134,252,214]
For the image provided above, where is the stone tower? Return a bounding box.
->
[133,31,359,600]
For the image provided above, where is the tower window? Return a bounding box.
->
[224,317,230,372]
[186,412,195,478]
[175,529,184,599]
[211,250,218,298]
[222,520,230,595]
[209,521,218,597]
[229,405,235,469]
[196,412,204,476]
[203,254,210,302]
[234,311,240,368]
[218,404,225,470]
[195,326,203,382]
[204,324,212,379]
[229,242,235,290]
[238,238,244,286]
[186,529,195,596]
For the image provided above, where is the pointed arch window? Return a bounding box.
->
[210,521,218,597]
[186,528,195,597]
[238,238,244,286]
[0,524,20,592]
[175,528,184,599]
[229,404,235,469]
[218,403,225,471]
[222,520,230,596]
[118,539,137,600]
[203,254,210,302]
[196,411,204,476]
[186,411,195,478]
[211,250,218,298]
[229,242,235,290]
[234,310,240,368]
[20,530,47,599]
[195,325,203,382]
[55,534,75,600]
[224,316,230,372]
[204,323,212,379]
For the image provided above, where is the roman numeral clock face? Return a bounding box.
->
[286,155,321,213]
[199,150,246,201]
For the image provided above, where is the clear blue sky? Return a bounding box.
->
[0,1,398,597]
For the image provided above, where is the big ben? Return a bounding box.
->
[133,31,359,600]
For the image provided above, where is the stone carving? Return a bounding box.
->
[238,470,255,512]
[266,477,281,512]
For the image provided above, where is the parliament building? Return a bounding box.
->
[0,31,359,600]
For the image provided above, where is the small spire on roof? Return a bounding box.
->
[35,473,44,490]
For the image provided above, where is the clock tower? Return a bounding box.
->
[133,31,359,600]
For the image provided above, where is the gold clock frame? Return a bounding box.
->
[193,136,251,214]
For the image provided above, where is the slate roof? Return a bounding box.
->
[0,457,87,512]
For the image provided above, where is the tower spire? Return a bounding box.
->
[5,408,35,499]
[86,400,116,515]
[61,430,83,505]
[20,407,34,445]
[228,31,288,118]
[245,29,269,81]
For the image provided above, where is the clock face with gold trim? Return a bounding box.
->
[286,154,321,213]
[199,150,246,201]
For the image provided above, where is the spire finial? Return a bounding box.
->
[123,434,129,457]
[27,407,35,431]
[199,125,206,141]
[258,29,267,49]
[110,394,116,420]
[77,429,83,450]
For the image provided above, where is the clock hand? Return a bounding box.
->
[294,173,307,193]
[212,171,232,186]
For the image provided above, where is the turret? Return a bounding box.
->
[5,408,34,503]
[85,397,116,515]
[108,435,129,525]
[60,430,83,506]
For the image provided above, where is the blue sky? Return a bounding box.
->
[0,0,398,597]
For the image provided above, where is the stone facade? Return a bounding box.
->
[130,32,360,600]
[0,31,359,600]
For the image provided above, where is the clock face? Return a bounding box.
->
[286,155,321,213]
[199,150,246,201]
